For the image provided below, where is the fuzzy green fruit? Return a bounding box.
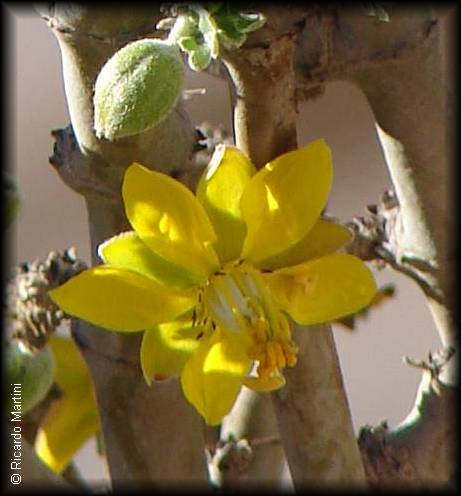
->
[5,340,56,414]
[94,38,185,141]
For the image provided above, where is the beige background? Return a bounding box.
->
[8,6,441,485]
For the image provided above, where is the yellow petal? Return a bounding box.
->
[123,163,219,280]
[35,336,100,473]
[180,329,252,426]
[266,253,377,325]
[140,321,200,385]
[35,393,100,473]
[241,140,333,263]
[48,335,92,394]
[99,231,200,288]
[243,374,286,392]
[48,266,195,332]
[196,145,256,263]
[261,219,353,270]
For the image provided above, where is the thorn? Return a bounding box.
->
[403,347,455,378]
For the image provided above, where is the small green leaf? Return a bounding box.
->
[188,45,212,71]
[204,29,219,59]
[234,12,266,34]
[167,14,197,43]
[178,35,199,52]
[167,4,267,70]
[217,30,247,50]
[364,3,390,22]
[197,6,216,34]
[196,6,220,59]
[213,10,248,48]
[374,6,390,22]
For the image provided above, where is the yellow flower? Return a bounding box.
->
[35,335,100,473]
[49,140,376,426]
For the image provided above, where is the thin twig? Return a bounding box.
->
[345,189,444,304]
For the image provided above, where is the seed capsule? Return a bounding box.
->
[5,340,55,414]
[94,39,185,141]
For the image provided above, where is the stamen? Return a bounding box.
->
[266,342,277,368]
[196,260,299,383]
[273,342,286,369]
[248,348,266,363]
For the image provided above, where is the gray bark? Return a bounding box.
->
[222,9,367,487]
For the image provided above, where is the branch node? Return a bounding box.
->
[345,189,444,303]
[403,346,456,383]
[7,248,87,352]
[213,435,253,475]
[49,124,119,199]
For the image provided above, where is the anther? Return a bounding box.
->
[273,342,286,369]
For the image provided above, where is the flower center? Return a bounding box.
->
[194,261,298,380]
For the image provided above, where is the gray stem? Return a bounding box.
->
[221,8,367,487]
[40,5,208,486]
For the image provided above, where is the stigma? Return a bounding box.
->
[195,260,298,383]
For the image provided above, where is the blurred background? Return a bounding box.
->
[7,5,442,485]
